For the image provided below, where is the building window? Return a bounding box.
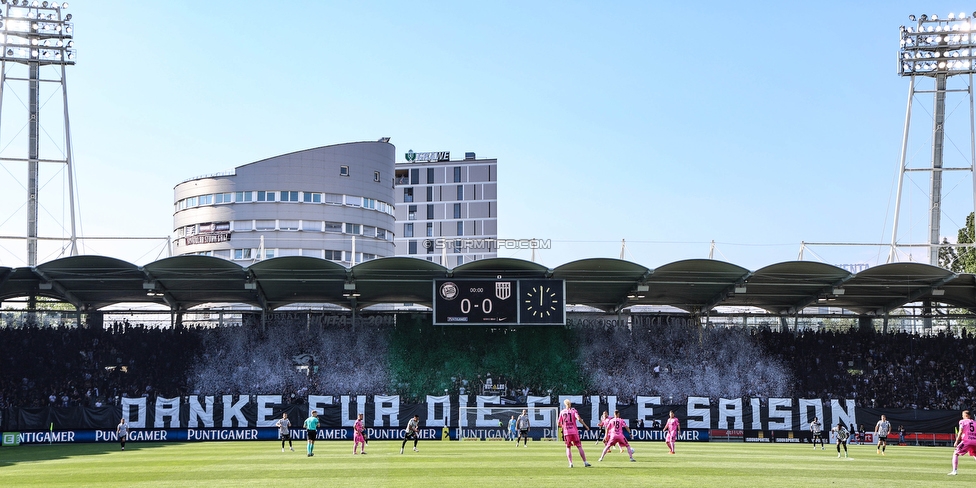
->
[325,221,343,232]
[303,221,322,232]
[363,226,376,237]
[257,191,276,202]
[426,186,433,202]
[408,240,418,254]
[456,255,464,266]
[234,249,252,260]
[457,185,463,201]
[345,223,361,235]
[408,168,418,185]
[280,220,300,230]
[408,205,417,220]
[325,193,343,205]
[346,196,362,207]
[340,165,350,176]
[404,223,414,237]
[324,250,343,261]
[283,191,299,202]
[199,194,213,205]
[457,221,464,236]
[374,171,381,182]
[404,187,414,202]
[453,166,461,183]
[426,222,433,237]
[427,204,434,220]
[233,220,252,231]
[427,167,434,184]
[453,203,461,219]
[255,220,276,230]
[377,229,387,240]
[362,253,376,261]
[215,192,233,204]
[303,192,322,203]
[363,198,376,209]
[235,191,252,202]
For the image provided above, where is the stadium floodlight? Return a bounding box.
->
[0,0,77,265]
[0,1,76,78]
[899,13,976,76]
[889,12,976,266]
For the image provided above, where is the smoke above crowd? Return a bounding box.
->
[578,321,794,402]
[187,316,792,403]
[189,323,390,397]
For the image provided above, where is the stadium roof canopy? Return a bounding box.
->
[0,255,971,316]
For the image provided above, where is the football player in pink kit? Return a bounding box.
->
[599,410,636,462]
[949,410,976,476]
[664,410,680,454]
[353,413,367,455]
[558,399,592,468]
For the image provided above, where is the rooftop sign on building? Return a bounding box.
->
[405,150,450,163]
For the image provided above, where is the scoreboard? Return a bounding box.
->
[433,279,565,325]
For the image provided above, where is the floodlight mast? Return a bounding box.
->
[0,0,77,266]
[889,12,976,265]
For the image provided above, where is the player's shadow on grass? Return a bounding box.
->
[0,442,163,467]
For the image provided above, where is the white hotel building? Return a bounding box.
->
[172,141,396,264]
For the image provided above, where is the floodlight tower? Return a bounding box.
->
[889,12,976,265]
[0,0,76,266]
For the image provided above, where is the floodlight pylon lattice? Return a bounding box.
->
[889,12,976,265]
[0,0,77,266]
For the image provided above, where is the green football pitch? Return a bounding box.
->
[0,440,971,487]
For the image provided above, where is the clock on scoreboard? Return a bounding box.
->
[518,279,566,324]
[433,279,565,325]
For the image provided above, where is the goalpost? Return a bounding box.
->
[457,406,559,441]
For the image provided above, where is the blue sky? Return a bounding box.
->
[0,1,973,270]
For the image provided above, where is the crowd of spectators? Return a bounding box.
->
[758,328,976,410]
[0,321,200,410]
[1,321,975,412]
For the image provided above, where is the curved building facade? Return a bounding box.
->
[173,142,396,264]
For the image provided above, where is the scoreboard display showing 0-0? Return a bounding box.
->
[433,279,565,325]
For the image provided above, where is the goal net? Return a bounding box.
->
[457,406,559,441]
